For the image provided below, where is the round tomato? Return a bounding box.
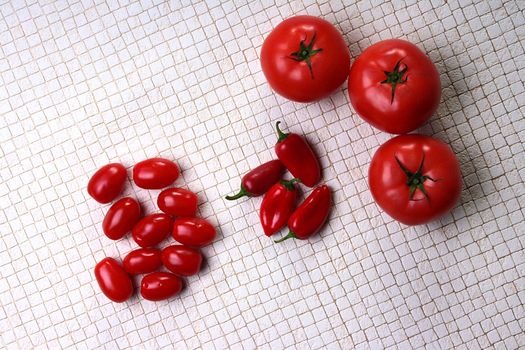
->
[123,248,162,275]
[133,158,179,189]
[261,16,350,102]
[102,197,141,240]
[141,272,183,301]
[157,188,198,217]
[161,245,202,277]
[94,257,133,303]
[88,163,127,203]
[172,217,216,247]
[132,213,173,247]
[348,39,441,134]
[369,134,461,225]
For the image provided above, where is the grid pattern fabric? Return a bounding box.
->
[1,0,524,349]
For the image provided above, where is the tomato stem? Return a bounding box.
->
[381,59,408,104]
[225,186,250,200]
[274,230,297,243]
[395,154,437,203]
[275,121,289,142]
[289,32,323,79]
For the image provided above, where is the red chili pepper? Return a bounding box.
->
[274,122,321,187]
[275,185,331,242]
[226,159,285,200]
[260,178,299,236]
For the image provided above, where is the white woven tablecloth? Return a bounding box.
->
[1,1,524,349]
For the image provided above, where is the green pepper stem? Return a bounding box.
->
[274,230,297,243]
[280,178,301,191]
[276,121,289,142]
[225,186,249,200]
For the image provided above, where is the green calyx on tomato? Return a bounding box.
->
[289,32,323,79]
[276,121,289,142]
[381,59,408,103]
[395,155,437,202]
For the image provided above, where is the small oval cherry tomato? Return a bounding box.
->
[172,218,216,247]
[102,197,141,240]
[132,213,173,247]
[88,163,127,203]
[94,257,133,303]
[157,188,198,217]
[140,272,183,301]
[161,245,203,276]
[133,158,179,189]
[123,248,162,275]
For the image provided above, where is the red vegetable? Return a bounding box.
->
[261,16,350,102]
[275,185,331,242]
[102,197,141,240]
[161,245,203,277]
[133,158,179,189]
[132,213,173,247]
[157,188,198,217]
[274,122,320,187]
[226,160,285,200]
[123,248,162,275]
[369,134,461,225]
[348,39,441,134]
[87,163,127,204]
[94,257,133,303]
[259,179,299,236]
[172,217,216,247]
[140,272,183,301]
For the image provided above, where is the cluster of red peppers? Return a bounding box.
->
[226,122,331,242]
[88,158,216,303]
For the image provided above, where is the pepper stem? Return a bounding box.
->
[274,230,297,243]
[225,186,250,200]
[276,121,289,142]
[280,178,301,191]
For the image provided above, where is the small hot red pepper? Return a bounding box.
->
[274,122,321,187]
[260,178,300,236]
[275,184,331,242]
[226,159,285,200]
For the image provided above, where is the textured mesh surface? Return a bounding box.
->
[1,1,524,349]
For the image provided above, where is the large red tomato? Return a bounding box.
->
[348,39,441,134]
[261,16,350,102]
[369,135,461,225]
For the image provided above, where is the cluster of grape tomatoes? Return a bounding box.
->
[88,158,216,303]
[227,122,331,242]
[260,16,461,225]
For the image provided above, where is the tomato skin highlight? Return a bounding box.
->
[261,16,350,102]
[133,158,179,189]
[260,179,298,236]
[132,213,173,247]
[140,272,183,301]
[157,188,198,217]
[369,134,461,225]
[348,39,441,134]
[172,217,216,248]
[226,160,285,200]
[102,197,141,240]
[274,122,320,187]
[88,163,127,204]
[123,248,162,275]
[161,245,203,276]
[94,257,133,303]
